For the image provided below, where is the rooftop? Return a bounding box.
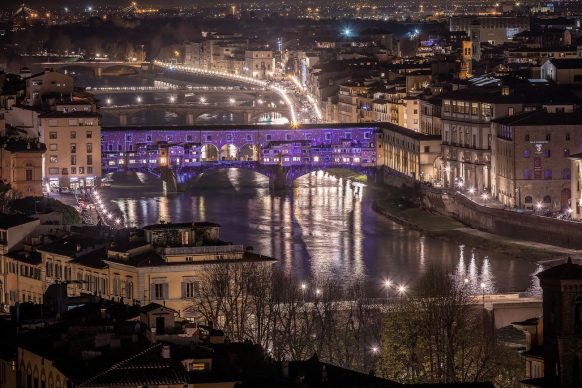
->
[538,257,582,280]
[0,214,38,229]
[493,110,582,127]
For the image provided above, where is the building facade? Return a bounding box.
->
[378,123,441,182]
[492,110,581,211]
[38,102,101,190]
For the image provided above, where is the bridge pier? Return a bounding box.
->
[119,114,128,126]
[186,113,195,125]
[95,67,102,77]
[160,167,178,192]
[243,112,253,124]
[269,166,293,191]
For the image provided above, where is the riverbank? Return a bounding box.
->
[371,185,578,262]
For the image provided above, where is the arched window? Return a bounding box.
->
[564,149,571,157]
[523,149,531,158]
[545,149,551,158]
[543,195,552,204]
[525,196,533,204]
[545,169,553,180]
[563,168,572,179]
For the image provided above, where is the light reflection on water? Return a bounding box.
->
[105,168,542,296]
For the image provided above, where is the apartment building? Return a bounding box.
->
[38,101,101,189]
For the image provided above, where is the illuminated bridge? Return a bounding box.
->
[101,124,381,190]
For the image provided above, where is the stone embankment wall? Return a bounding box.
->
[422,188,582,250]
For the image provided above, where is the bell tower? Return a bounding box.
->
[538,257,582,387]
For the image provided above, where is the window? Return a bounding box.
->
[146,135,152,142]
[545,149,551,158]
[87,155,93,165]
[79,167,84,174]
[424,145,430,153]
[87,167,93,174]
[265,135,272,141]
[70,155,77,165]
[153,283,167,300]
[186,135,193,142]
[546,134,551,141]
[49,155,58,163]
[523,149,531,158]
[563,168,571,179]
[566,133,571,141]
[70,144,76,153]
[544,169,552,180]
[523,169,532,180]
[113,275,120,296]
[86,131,92,139]
[543,195,551,204]
[25,169,32,181]
[564,149,570,157]
[70,131,76,139]
[49,132,57,139]
[49,144,57,151]
[182,280,199,298]
[70,167,76,174]
[48,167,59,175]
[126,135,132,141]
[525,134,530,142]
[87,143,93,153]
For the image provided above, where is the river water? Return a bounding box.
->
[102,169,542,296]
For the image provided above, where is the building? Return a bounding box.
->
[492,110,582,211]
[0,221,274,315]
[244,50,274,79]
[24,70,74,107]
[534,258,582,387]
[441,84,579,193]
[0,214,40,310]
[450,16,530,45]
[38,101,101,190]
[378,123,441,182]
[541,58,582,85]
[0,138,46,197]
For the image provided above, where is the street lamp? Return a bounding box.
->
[481,193,488,206]
[397,284,406,297]
[169,96,175,103]
[371,346,379,355]
[536,202,542,215]
[315,288,321,297]
[136,96,142,103]
[480,282,486,307]
[199,97,206,103]
[383,280,392,301]
[301,283,306,301]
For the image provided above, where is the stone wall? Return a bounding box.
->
[422,188,582,249]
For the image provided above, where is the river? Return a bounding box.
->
[101,169,542,296]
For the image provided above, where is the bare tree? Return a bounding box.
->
[377,265,523,386]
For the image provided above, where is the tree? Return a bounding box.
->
[377,266,523,386]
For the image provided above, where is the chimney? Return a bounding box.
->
[161,344,171,359]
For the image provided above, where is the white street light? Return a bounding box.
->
[199,97,206,103]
